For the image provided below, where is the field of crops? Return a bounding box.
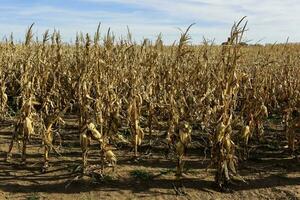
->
[0,19,299,199]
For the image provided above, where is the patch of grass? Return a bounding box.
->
[130,169,154,181]
[101,174,115,182]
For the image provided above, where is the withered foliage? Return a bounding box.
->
[1,19,299,191]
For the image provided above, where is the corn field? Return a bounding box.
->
[0,18,299,195]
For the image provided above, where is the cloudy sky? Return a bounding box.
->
[0,0,299,44]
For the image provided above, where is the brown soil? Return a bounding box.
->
[0,117,299,200]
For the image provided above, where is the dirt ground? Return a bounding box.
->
[0,117,299,200]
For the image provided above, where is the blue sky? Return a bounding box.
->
[0,0,299,44]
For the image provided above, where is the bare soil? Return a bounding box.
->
[0,117,299,200]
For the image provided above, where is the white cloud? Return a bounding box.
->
[80,0,300,43]
[0,0,299,44]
